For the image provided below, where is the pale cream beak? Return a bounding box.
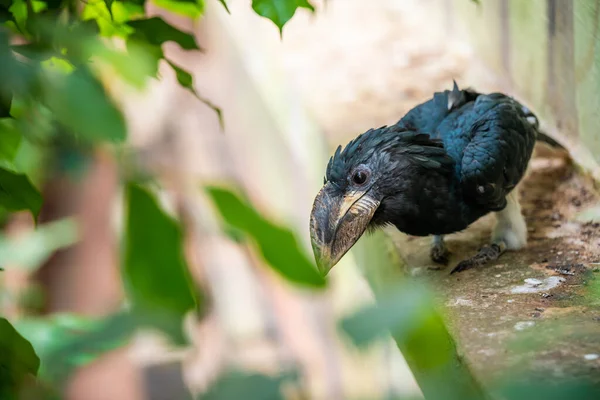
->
[309,183,380,275]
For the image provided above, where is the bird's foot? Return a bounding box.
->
[430,242,450,265]
[450,242,506,274]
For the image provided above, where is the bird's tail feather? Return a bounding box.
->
[536,131,564,149]
[520,104,565,150]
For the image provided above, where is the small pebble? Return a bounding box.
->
[514,321,535,331]
[511,277,564,294]
[584,354,599,361]
[525,278,543,286]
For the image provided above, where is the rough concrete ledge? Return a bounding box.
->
[388,144,600,386]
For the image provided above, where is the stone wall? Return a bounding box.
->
[444,0,600,182]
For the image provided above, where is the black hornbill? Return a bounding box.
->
[310,81,560,275]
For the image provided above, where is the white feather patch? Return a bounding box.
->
[492,191,527,250]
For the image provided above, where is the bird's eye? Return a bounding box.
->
[352,170,369,185]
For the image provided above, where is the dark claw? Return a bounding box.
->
[450,259,474,274]
[430,244,450,265]
[450,244,503,274]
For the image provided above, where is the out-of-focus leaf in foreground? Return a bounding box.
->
[166,60,222,126]
[15,313,135,384]
[251,0,314,35]
[42,67,127,143]
[205,186,326,288]
[0,93,11,118]
[152,0,204,18]
[82,0,132,37]
[123,183,202,344]
[199,370,292,400]
[0,218,78,272]
[217,0,230,13]
[340,282,431,348]
[0,118,22,162]
[0,317,40,397]
[0,166,43,219]
[128,17,201,50]
[92,43,159,89]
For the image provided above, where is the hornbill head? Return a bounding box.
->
[309,125,419,275]
[309,125,453,275]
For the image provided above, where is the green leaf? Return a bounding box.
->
[251,0,314,35]
[104,0,114,17]
[205,186,326,288]
[216,0,230,13]
[0,317,40,396]
[152,0,204,18]
[200,370,292,400]
[0,29,39,97]
[11,42,57,62]
[123,183,202,344]
[94,42,160,88]
[15,313,136,384]
[0,4,12,24]
[8,0,27,33]
[0,118,22,161]
[0,218,78,272]
[41,57,74,75]
[340,282,431,348]
[81,0,133,38]
[0,93,10,118]
[166,60,223,127]
[124,40,164,80]
[42,67,127,142]
[0,166,42,219]
[128,17,201,50]
[112,0,145,21]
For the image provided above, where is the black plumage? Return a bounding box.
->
[311,81,550,275]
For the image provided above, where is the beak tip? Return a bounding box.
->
[316,258,332,277]
[311,238,332,276]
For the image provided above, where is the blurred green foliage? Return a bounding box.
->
[0,317,39,398]
[199,369,297,400]
[340,282,432,348]
[0,218,77,271]
[251,0,314,35]
[0,0,315,397]
[123,182,202,344]
[0,167,42,219]
[15,312,136,385]
[206,185,326,288]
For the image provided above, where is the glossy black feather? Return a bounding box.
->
[325,83,537,237]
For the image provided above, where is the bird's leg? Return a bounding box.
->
[451,191,527,274]
[450,242,507,274]
[430,235,450,265]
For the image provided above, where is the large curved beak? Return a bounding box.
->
[309,183,380,276]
